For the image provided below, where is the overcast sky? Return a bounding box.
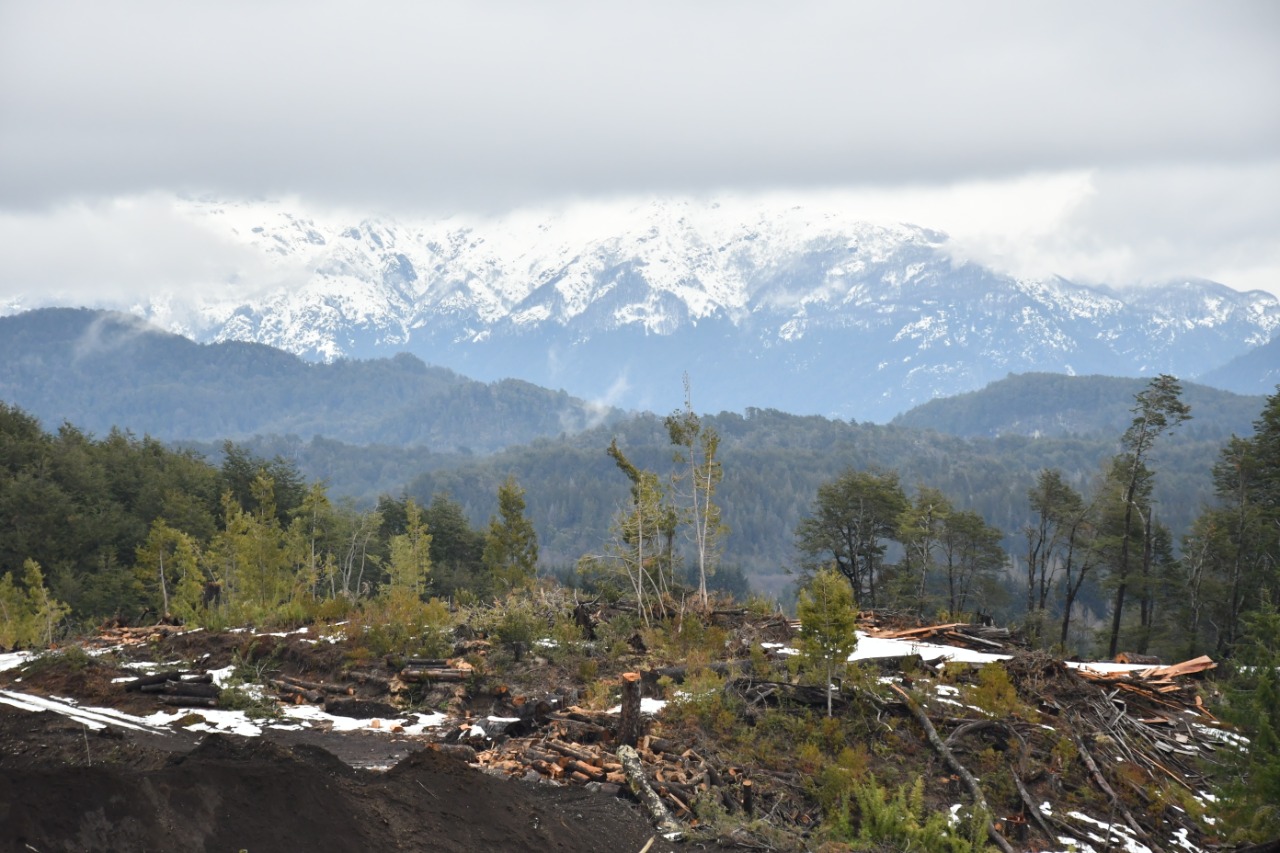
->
[2,1,1278,300]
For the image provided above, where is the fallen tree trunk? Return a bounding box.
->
[617,745,683,840]
[277,674,353,696]
[643,659,752,686]
[892,685,1013,853]
[399,668,468,683]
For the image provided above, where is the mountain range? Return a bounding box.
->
[3,196,1277,420]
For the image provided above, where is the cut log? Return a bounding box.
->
[428,743,478,763]
[545,740,601,765]
[123,671,183,691]
[346,670,392,691]
[278,674,353,696]
[399,668,468,683]
[324,696,399,719]
[162,682,220,699]
[160,695,217,708]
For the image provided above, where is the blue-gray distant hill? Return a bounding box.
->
[0,308,622,452]
[1195,336,1280,397]
[890,373,1265,439]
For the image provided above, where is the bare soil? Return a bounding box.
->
[0,704,671,853]
[0,630,682,853]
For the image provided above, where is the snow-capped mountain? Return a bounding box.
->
[20,197,1280,420]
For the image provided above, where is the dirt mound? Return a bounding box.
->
[0,709,670,853]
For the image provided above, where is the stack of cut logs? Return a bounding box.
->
[122,670,220,707]
[268,673,355,704]
[94,623,187,647]
[395,657,473,683]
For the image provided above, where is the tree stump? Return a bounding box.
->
[619,672,642,747]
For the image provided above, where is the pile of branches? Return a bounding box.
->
[861,619,1021,653]
[473,717,814,836]
[947,650,1225,852]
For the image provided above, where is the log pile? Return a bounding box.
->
[94,623,188,646]
[474,727,775,827]
[394,657,473,684]
[121,670,221,707]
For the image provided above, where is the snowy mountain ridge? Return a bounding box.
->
[11,195,1280,420]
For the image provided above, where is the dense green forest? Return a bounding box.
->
[2,375,1277,662]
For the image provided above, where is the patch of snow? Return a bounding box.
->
[848,632,1011,665]
[1067,811,1154,853]
[0,651,33,673]
[607,697,668,715]
[208,665,238,687]
[0,690,167,733]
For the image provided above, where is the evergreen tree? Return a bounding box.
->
[938,510,1006,617]
[896,487,951,616]
[135,519,201,619]
[1221,597,1280,842]
[1105,375,1190,657]
[483,476,539,593]
[797,568,859,717]
[386,497,432,597]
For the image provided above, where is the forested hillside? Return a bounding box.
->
[0,308,621,452]
[2,378,1277,662]
[890,373,1266,438]
[176,386,1261,618]
[0,402,529,638]
[394,401,1238,602]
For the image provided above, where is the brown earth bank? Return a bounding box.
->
[0,705,672,853]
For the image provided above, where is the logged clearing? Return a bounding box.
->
[0,604,1240,852]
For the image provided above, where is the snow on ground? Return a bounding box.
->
[607,697,668,715]
[0,689,169,733]
[0,684,449,740]
[1064,811,1155,853]
[0,651,33,673]
[764,631,1189,675]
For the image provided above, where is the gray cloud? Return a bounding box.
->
[0,2,1277,298]
[2,1,1276,213]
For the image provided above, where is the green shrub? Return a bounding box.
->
[845,775,990,852]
